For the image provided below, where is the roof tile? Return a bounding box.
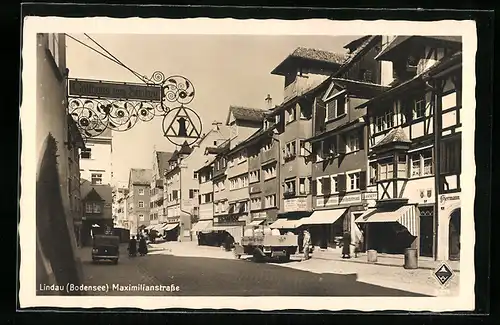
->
[373,127,411,148]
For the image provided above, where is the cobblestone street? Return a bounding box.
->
[77,243,428,296]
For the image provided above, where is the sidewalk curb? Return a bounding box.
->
[312,256,460,273]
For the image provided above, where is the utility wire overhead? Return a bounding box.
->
[83,33,149,84]
[65,33,148,84]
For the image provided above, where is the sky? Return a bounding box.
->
[66,34,359,186]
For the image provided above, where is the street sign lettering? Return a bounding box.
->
[68,79,162,101]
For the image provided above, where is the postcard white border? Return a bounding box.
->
[20,17,477,311]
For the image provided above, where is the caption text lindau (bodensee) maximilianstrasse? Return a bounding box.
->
[39,283,181,294]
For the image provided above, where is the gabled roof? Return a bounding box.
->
[271,47,348,76]
[178,141,193,155]
[373,127,411,148]
[356,51,462,109]
[81,179,113,203]
[226,106,267,125]
[343,36,372,52]
[326,77,389,99]
[156,151,174,174]
[168,150,179,162]
[128,168,152,186]
[335,36,382,77]
[375,36,462,61]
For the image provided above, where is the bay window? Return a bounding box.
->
[378,157,394,180]
[397,154,408,178]
[440,138,461,174]
[369,162,378,184]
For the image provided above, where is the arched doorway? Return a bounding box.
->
[448,208,461,261]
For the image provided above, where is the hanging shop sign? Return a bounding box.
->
[67,71,203,143]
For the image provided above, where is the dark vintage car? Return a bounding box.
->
[92,234,120,264]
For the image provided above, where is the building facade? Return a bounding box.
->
[267,47,347,232]
[149,150,173,227]
[79,128,112,186]
[112,185,129,229]
[35,33,84,289]
[127,168,152,234]
[304,36,389,249]
[355,36,462,261]
[80,180,113,245]
[214,106,267,236]
[164,123,229,241]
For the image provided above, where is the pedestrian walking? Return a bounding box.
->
[302,229,312,261]
[128,235,137,257]
[138,235,148,256]
[342,231,351,259]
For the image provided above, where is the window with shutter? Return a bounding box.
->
[337,174,347,193]
[311,179,317,195]
[359,171,367,190]
[322,177,331,195]
[337,134,346,154]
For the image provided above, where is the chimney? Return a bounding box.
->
[265,94,272,109]
[212,120,222,131]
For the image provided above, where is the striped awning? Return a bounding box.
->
[152,223,166,231]
[355,205,417,236]
[161,223,179,231]
[269,218,304,229]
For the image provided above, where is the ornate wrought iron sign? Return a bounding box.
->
[67,71,203,143]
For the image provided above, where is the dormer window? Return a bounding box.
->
[325,96,346,122]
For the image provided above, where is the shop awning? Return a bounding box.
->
[152,223,166,231]
[145,225,155,230]
[355,205,417,236]
[269,218,304,229]
[161,223,179,231]
[301,208,347,225]
[248,219,265,226]
[191,220,212,233]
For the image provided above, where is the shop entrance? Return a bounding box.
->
[419,206,435,257]
[448,208,461,261]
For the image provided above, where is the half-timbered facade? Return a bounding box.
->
[304,36,389,249]
[354,36,462,261]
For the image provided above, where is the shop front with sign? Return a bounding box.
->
[437,192,461,261]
